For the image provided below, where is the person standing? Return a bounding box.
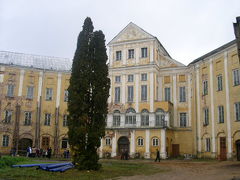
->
[155,149,160,162]
[47,147,52,159]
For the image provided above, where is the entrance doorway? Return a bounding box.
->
[118,136,129,156]
[220,137,227,160]
[236,140,240,161]
[172,144,180,158]
[18,138,33,155]
[42,137,50,150]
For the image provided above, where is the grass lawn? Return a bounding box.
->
[0,158,167,180]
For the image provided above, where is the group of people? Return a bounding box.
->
[63,149,70,159]
[26,146,52,159]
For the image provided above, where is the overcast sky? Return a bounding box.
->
[0,0,239,65]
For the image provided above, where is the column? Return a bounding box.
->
[120,113,125,127]
[56,73,62,108]
[130,130,136,157]
[107,114,113,128]
[149,113,155,127]
[187,74,192,127]
[121,74,126,104]
[136,113,141,127]
[0,66,5,83]
[123,49,127,65]
[111,131,117,157]
[160,129,167,159]
[135,74,139,112]
[37,72,43,103]
[150,72,154,112]
[99,138,103,158]
[173,74,177,126]
[150,43,154,63]
[224,52,232,159]
[196,65,202,156]
[18,69,25,96]
[136,47,140,64]
[145,129,150,158]
[158,76,163,101]
[209,59,216,157]
[109,47,113,66]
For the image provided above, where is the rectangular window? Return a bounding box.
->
[128,86,134,102]
[63,114,68,127]
[233,69,240,86]
[180,113,187,127]
[138,138,144,146]
[26,86,34,99]
[114,87,120,103]
[44,113,51,126]
[218,106,224,123]
[64,90,69,102]
[7,84,14,97]
[116,51,122,61]
[113,115,120,127]
[46,88,53,101]
[61,138,68,149]
[128,49,134,59]
[217,75,223,91]
[106,138,111,145]
[206,138,211,152]
[204,108,209,126]
[4,110,12,123]
[2,135,9,147]
[165,87,171,101]
[128,74,134,82]
[203,80,208,95]
[115,76,121,83]
[235,102,240,121]
[141,85,147,101]
[141,73,147,81]
[24,112,32,126]
[179,87,186,102]
[141,47,147,58]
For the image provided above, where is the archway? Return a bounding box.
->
[236,140,240,161]
[118,136,129,156]
[18,138,33,155]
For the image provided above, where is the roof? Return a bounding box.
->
[189,39,236,65]
[0,51,72,71]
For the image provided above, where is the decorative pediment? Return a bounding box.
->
[108,22,154,45]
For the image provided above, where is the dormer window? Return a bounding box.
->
[128,49,134,59]
[116,51,122,61]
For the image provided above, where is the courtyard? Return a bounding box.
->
[0,157,240,180]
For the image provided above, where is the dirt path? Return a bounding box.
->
[118,160,240,180]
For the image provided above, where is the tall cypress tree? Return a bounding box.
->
[68,17,110,170]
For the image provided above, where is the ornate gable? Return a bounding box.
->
[108,22,154,45]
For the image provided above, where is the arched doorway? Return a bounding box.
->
[18,138,33,155]
[236,140,240,161]
[118,136,129,156]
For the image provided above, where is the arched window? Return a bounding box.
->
[141,109,149,126]
[125,108,136,125]
[152,137,159,146]
[105,137,111,146]
[155,108,165,126]
[137,137,144,146]
[113,110,121,127]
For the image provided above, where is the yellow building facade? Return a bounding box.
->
[0,22,239,160]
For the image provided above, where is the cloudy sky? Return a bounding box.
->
[0,0,239,65]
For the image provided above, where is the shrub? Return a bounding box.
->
[0,156,28,168]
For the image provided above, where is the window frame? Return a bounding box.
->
[164,87,171,102]
[63,114,68,127]
[115,76,121,83]
[44,113,51,126]
[218,105,224,123]
[46,88,53,101]
[116,51,122,61]
[113,110,121,127]
[24,111,32,126]
[217,74,223,91]
[141,85,147,101]
[2,135,9,147]
[204,108,209,126]
[203,80,208,95]
[205,138,211,152]
[233,69,240,86]
[127,86,134,102]
[64,90,69,102]
[105,137,111,146]
[180,112,187,127]
[128,49,134,59]
[125,108,136,125]
[137,137,144,146]
[235,102,240,121]
[179,86,186,102]
[26,86,34,99]
[128,74,134,82]
[114,87,121,103]
[7,84,14,97]
[141,73,147,81]
[152,137,159,146]
[4,110,12,124]
[141,47,148,58]
[141,109,149,126]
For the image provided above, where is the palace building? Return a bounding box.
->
[0,19,240,160]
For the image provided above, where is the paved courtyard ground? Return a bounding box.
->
[119,160,240,180]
